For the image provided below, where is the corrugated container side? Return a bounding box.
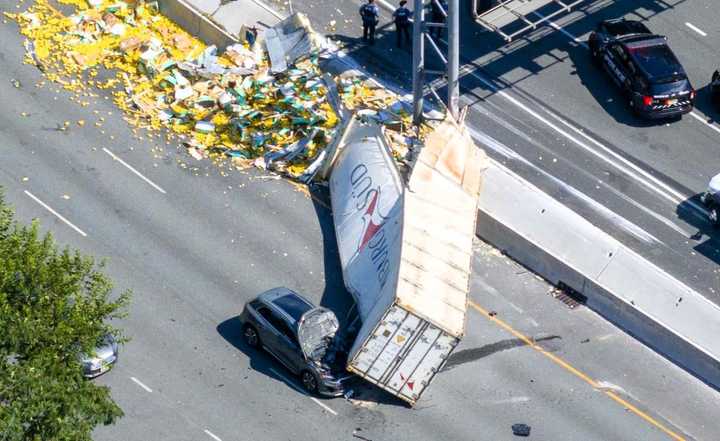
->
[348,304,458,404]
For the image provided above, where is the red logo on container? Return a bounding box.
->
[359,190,383,251]
[399,373,415,391]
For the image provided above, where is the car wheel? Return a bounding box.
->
[243,324,260,348]
[301,370,318,394]
[710,207,720,227]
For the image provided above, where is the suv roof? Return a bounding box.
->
[257,287,314,325]
[625,40,686,83]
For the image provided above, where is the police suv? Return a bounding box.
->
[588,19,695,119]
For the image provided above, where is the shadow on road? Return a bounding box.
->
[676,195,720,265]
[216,315,320,396]
[216,314,408,407]
[692,80,720,123]
[565,45,678,128]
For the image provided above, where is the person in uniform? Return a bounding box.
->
[359,0,380,45]
[393,0,412,48]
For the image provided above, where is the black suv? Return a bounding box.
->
[239,287,353,397]
[588,19,695,119]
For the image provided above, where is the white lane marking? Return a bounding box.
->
[453,62,700,213]
[530,11,587,47]
[203,429,223,441]
[468,127,667,244]
[130,376,153,393]
[250,0,285,19]
[690,111,720,135]
[311,397,338,416]
[269,368,338,416]
[24,190,87,237]
[507,302,524,314]
[685,22,707,37]
[102,148,167,194]
[528,11,720,182]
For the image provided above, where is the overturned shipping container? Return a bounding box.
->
[329,117,485,404]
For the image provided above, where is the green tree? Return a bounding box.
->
[0,192,130,440]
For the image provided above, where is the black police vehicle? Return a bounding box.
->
[588,19,695,119]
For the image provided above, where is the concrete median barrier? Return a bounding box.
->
[155,0,719,391]
[476,160,720,390]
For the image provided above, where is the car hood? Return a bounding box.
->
[80,335,117,364]
[297,307,339,362]
[709,173,720,195]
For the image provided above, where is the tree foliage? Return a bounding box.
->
[0,193,130,440]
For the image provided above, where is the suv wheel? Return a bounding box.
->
[243,324,260,348]
[301,370,318,394]
[710,207,720,227]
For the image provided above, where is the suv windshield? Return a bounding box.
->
[627,43,684,83]
[272,294,313,322]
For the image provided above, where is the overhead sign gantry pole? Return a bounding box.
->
[412,0,460,125]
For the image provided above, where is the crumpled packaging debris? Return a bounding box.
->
[8,0,423,183]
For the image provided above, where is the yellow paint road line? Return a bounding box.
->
[468,300,686,441]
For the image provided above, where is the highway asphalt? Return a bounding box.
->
[1,0,719,439]
[276,0,720,306]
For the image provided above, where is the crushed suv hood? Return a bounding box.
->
[297,307,339,362]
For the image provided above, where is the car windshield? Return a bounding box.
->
[627,43,684,83]
[272,294,313,322]
[605,21,649,36]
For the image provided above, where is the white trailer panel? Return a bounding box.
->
[347,304,458,403]
[330,116,486,405]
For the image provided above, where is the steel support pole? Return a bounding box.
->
[447,0,459,120]
[412,0,425,125]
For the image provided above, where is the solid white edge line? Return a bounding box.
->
[102,148,167,194]
[130,376,153,393]
[379,0,694,210]
[249,0,285,20]
[310,397,339,416]
[685,22,707,37]
[203,429,223,441]
[23,190,88,237]
[269,368,338,415]
[690,111,720,135]
[530,10,587,47]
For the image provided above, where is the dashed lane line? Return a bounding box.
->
[103,148,167,194]
[685,22,707,37]
[130,376,153,393]
[24,190,88,237]
[204,429,223,441]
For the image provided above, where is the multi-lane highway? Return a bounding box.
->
[285,0,720,302]
[1,0,719,439]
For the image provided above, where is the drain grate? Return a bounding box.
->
[551,282,586,309]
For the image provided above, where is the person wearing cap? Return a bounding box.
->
[359,0,380,45]
[393,0,412,48]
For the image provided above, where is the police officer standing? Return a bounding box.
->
[393,0,411,48]
[359,0,380,45]
[429,0,448,40]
